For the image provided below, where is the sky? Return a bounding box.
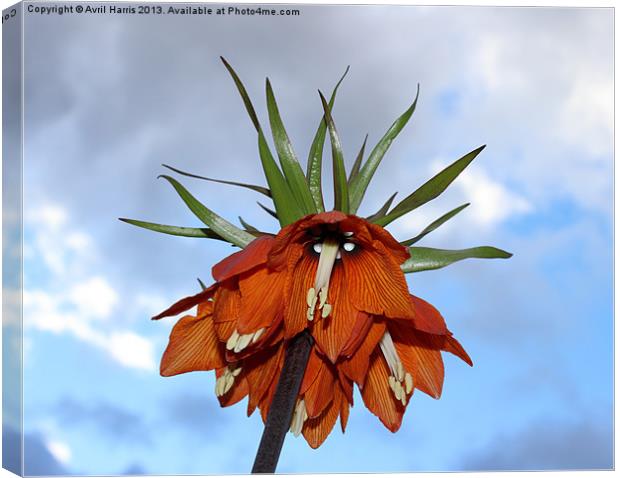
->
[2,3,614,475]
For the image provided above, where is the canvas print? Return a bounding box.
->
[2,2,614,475]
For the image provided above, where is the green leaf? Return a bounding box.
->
[366,192,398,223]
[220,56,261,131]
[319,90,349,213]
[306,66,350,212]
[266,78,317,215]
[238,216,259,233]
[349,85,420,213]
[197,278,208,290]
[162,164,271,197]
[348,134,368,185]
[375,145,485,227]
[221,57,303,226]
[257,201,278,219]
[159,175,255,248]
[119,218,227,241]
[401,246,513,273]
[400,203,470,246]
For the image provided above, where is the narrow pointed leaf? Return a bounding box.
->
[319,91,349,213]
[376,145,485,227]
[348,134,368,185]
[162,164,271,197]
[401,246,513,273]
[349,85,420,213]
[266,78,317,215]
[159,175,255,248]
[257,134,302,226]
[366,192,398,223]
[400,203,470,246]
[238,216,259,233]
[197,278,208,291]
[119,218,227,242]
[307,66,350,212]
[220,56,261,131]
[257,201,278,219]
[221,57,302,226]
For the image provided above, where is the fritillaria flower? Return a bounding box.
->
[122,58,510,456]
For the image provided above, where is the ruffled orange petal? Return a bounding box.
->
[342,240,414,319]
[366,222,410,264]
[212,235,275,282]
[237,266,287,334]
[311,265,368,363]
[300,348,322,394]
[303,358,336,418]
[152,284,217,320]
[213,285,241,342]
[245,345,285,413]
[160,304,226,376]
[339,393,350,433]
[340,320,386,387]
[283,253,316,338]
[302,385,342,449]
[409,294,449,335]
[390,322,445,399]
[360,350,404,432]
[217,373,249,407]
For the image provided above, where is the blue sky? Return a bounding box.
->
[4,3,613,475]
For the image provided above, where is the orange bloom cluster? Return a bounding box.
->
[155,211,471,448]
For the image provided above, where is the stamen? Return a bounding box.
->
[215,365,242,397]
[234,332,253,353]
[251,328,265,344]
[336,251,342,260]
[405,372,414,394]
[306,238,339,321]
[226,330,240,351]
[380,331,413,402]
[321,303,332,318]
[290,399,307,437]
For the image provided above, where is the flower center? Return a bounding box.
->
[379,331,414,405]
[306,237,339,321]
[305,233,357,321]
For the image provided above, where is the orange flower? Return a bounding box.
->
[154,211,472,448]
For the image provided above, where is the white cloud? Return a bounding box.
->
[68,276,118,320]
[46,439,71,464]
[23,203,157,372]
[453,165,533,228]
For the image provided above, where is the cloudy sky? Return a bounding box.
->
[4,3,613,475]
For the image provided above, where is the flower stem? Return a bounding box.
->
[251,330,314,473]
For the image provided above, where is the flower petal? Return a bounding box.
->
[160,305,225,376]
[303,358,336,418]
[152,284,217,320]
[342,240,414,319]
[391,322,445,399]
[366,222,410,263]
[218,374,249,407]
[302,387,342,449]
[212,235,275,282]
[213,285,241,341]
[360,349,405,432]
[237,266,287,334]
[245,345,285,413]
[284,253,316,338]
[340,320,386,387]
[409,294,449,335]
[311,265,368,363]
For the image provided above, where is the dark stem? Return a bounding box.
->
[251,330,314,473]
